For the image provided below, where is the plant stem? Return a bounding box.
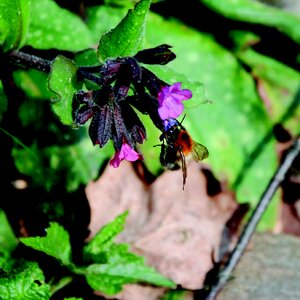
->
[6,50,103,85]
[7,50,52,73]
[77,68,102,85]
[205,136,300,300]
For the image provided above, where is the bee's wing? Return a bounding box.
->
[192,141,209,162]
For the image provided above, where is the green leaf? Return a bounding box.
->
[44,138,113,192]
[233,42,300,136]
[13,69,54,99]
[199,0,300,44]
[0,209,17,272]
[0,210,17,255]
[74,49,100,67]
[81,212,175,295]
[229,30,261,51]
[86,261,175,295]
[98,0,151,61]
[138,113,162,175]
[161,290,191,300]
[48,55,81,125]
[144,13,278,229]
[0,80,8,122]
[12,134,114,192]
[25,0,93,51]
[0,0,31,52]
[48,276,73,296]
[86,6,128,44]
[19,222,71,265]
[0,260,50,300]
[84,212,128,257]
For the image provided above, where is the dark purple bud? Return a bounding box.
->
[134,44,176,65]
[120,100,146,145]
[75,90,94,105]
[111,103,128,150]
[88,87,113,147]
[113,64,132,100]
[89,104,113,147]
[140,67,167,97]
[127,94,164,132]
[120,57,142,83]
[99,59,122,86]
[73,90,95,125]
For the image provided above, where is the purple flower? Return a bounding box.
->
[157,82,192,120]
[110,142,143,168]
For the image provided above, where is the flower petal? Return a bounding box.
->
[74,106,95,125]
[109,143,143,168]
[169,82,192,100]
[158,101,184,120]
[157,82,192,120]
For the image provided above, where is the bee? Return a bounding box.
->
[159,118,209,189]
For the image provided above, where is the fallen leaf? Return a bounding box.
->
[86,160,242,298]
[86,161,150,242]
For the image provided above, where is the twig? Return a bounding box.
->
[205,136,300,300]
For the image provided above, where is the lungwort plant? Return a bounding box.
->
[1,0,300,299]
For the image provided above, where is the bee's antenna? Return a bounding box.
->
[179,114,186,125]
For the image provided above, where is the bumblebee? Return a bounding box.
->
[159,118,209,189]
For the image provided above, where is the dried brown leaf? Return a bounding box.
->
[86,160,241,298]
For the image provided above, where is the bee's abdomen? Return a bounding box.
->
[175,130,193,154]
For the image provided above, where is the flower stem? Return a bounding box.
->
[7,50,52,73]
[77,68,102,85]
[6,50,103,85]
[205,136,300,300]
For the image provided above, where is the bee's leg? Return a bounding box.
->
[179,148,187,190]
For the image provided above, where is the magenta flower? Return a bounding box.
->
[157,82,192,120]
[110,142,143,168]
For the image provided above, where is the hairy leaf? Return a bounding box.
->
[199,0,300,44]
[80,213,175,295]
[74,49,100,67]
[86,261,175,295]
[48,55,80,125]
[25,0,93,51]
[87,6,128,44]
[0,260,50,300]
[233,40,300,136]
[84,212,128,257]
[0,0,30,52]
[19,222,71,265]
[98,0,151,61]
